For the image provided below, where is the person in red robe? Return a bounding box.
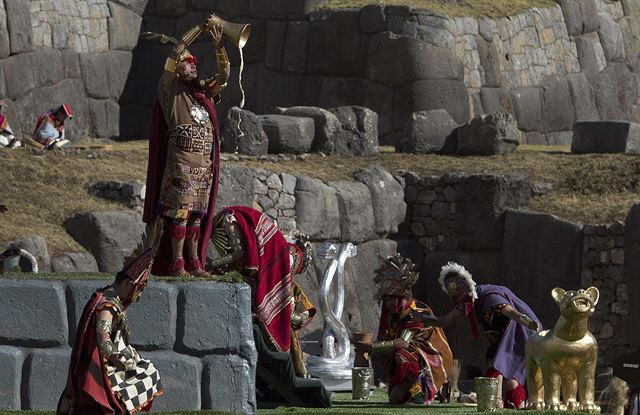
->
[57,223,164,415]
[143,15,230,278]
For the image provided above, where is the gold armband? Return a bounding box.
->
[164,57,178,73]
[371,340,394,353]
[400,329,414,343]
[98,339,116,359]
[97,319,112,333]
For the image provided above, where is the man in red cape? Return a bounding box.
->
[143,15,230,277]
[57,222,164,415]
[210,206,314,354]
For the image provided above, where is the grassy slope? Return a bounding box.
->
[2,142,640,255]
[317,0,557,18]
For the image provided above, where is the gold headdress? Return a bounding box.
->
[373,254,419,299]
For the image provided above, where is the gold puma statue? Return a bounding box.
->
[525,287,600,413]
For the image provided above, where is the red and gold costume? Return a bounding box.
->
[290,282,316,377]
[143,23,229,276]
[57,222,164,415]
[373,255,453,404]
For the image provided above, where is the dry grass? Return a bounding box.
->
[317,0,558,18]
[1,142,639,255]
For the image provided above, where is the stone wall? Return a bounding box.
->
[0,279,257,413]
[581,222,632,366]
[1,0,638,145]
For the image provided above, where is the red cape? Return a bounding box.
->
[62,289,125,415]
[143,85,220,276]
[225,206,293,352]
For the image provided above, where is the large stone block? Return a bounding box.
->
[203,354,256,414]
[0,346,23,410]
[480,87,514,115]
[4,49,65,100]
[360,4,385,33]
[353,165,406,236]
[250,0,321,19]
[0,280,67,347]
[558,0,599,36]
[216,0,249,17]
[366,33,463,87]
[394,79,470,127]
[598,12,626,62]
[0,2,10,59]
[397,109,458,153]
[594,62,638,122]
[566,73,599,122]
[572,121,640,153]
[63,210,145,272]
[456,174,531,251]
[108,1,142,51]
[476,36,501,88]
[5,0,33,54]
[275,106,342,154]
[625,204,640,346]
[307,10,370,77]
[128,282,177,350]
[295,176,341,240]
[7,234,50,273]
[260,114,315,154]
[16,79,88,140]
[23,348,71,410]
[215,165,255,214]
[502,209,583,328]
[265,20,287,71]
[142,351,201,412]
[221,107,268,156]
[65,280,107,345]
[255,66,323,115]
[575,32,608,81]
[87,99,120,138]
[343,239,397,334]
[328,106,379,156]
[51,252,99,273]
[456,113,521,156]
[112,0,147,15]
[79,51,132,100]
[510,87,543,132]
[177,282,253,354]
[318,77,393,136]
[541,75,575,133]
[283,21,309,74]
[156,0,187,16]
[119,104,153,138]
[328,180,376,243]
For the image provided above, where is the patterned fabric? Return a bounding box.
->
[168,124,214,154]
[377,298,453,404]
[101,290,162,414]
[223,206,293,352]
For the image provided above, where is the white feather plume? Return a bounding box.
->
[439,261,477,300]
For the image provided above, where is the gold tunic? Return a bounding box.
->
[157,72,215,219]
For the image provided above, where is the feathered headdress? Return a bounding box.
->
[119,218,165,298]
[374,254,419,299]
[438,261,477,300]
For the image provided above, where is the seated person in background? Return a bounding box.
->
[435,262,541,409]
[0,101,20,148]
[355,254,453,405]
[210,205,315,376]
[33,103,72,149]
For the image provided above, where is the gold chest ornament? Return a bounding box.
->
[190,103,208,126]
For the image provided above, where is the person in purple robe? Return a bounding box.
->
[433,262,541,409]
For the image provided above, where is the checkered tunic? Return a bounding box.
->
[107,328,162,413]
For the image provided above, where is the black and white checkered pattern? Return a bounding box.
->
[107,330,162,412]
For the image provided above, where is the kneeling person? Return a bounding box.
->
[356,255,453,404]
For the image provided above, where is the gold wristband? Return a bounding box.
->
[98,339,115,359]
[520,314,533,326]
[164,57,178,73]
[97,319,112,333]
[400,329,414,343]
[371,340,394,353]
